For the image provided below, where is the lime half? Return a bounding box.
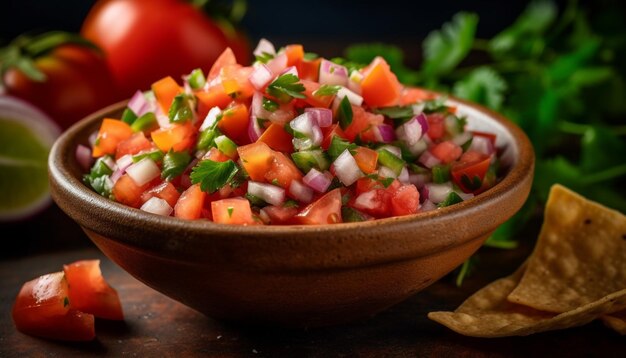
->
[0,96,60,221]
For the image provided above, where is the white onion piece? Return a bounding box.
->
[333,149,363,186]
[249,64,273,90]
[378,145,402,158]
[75,144,92,172]
[420,199,437,212]
[280,66,299,77]
[200,106,222,131]
[396,116,423,146]
[354,190,377,210]
[289,180,314,204]
[407,138,428,156]
[470,135,495,155]
[335,86,363,106]
[128,90,150,117]
[452,131,473,147]
[115,154,134,170]
[155,106,171,129]
[253,38,276,58]
[412,103,425,115]
[456,191,474,201]
[418,151,441,168]
[141,197,173,216]
[289,112,315,137]
[258,208,272,224]
[126,158,160,186]
[311,125,323,148]
[319,59,348,86]
[303,168,332,193]
[267,53,287,75]
[398,167,410,184]
[348,71,363,94]
[304,108,332,127]
[378,166,397,179]
[251,91,271,119]
[374,124,396,143]
[102,156,117,172]
[248,181,285,206]
[426,183,453,203]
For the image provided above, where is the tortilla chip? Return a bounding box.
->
[602,310,626,335]
[428,265,626,337]
[507,184,626,313]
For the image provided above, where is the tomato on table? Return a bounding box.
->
[295,189,342,225]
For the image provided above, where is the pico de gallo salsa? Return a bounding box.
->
[80,40,502,225]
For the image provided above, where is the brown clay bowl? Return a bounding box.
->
[48,95,534,327]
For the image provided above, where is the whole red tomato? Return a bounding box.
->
[81,0,251,98]
[3,43,119,129]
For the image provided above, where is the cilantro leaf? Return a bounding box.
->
[453,66,508,110]
[313,84,341,97]
[190,160,239,193]
[422,12,478,77]
[373,105,414,119]
[262,97,279,112]
[266,74,306,102]
[255,52,274,64]
[336,96,353,130]
[161,150,191,181]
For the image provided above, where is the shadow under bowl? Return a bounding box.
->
[49,95,534,327]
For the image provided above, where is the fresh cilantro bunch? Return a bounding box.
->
[340,0,626,284]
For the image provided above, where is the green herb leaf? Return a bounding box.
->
[266,73,306,102]
[132,150,164,163]
[255,52,274,64]
[337,96,353,130]
[460,174,482,191]
[313,84,341,97]
[373,105,414,119]
[168,94,193,123]
[161,150,191,181]
[453,67,508,110]
[262,96,279,112]
[341,207,369,222]
[190,160,239,193]
[437,192,464,208]
[432,165,451,183]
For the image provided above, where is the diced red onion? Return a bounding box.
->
[289,180,314,204]
[420,199,436,212]
[248,181,285,206]
[319,59,348,86]
[425,183,453,204]
[304,108,332,127]
[110,154,134,183]
[409,173,430,188]
[333,149,363,186]
[336,86,363,106]
[200,106,222,131]
[452,132,473,146]
[267,53,287,75]
[415,113,429,135]
[248,115,264,142]
[140,197,173,216]
[88,131,98,148]
[280,66,299,77]
[251,91,271,119]
[398,167,410,184]
[253,38,276,58]
[348,71,363,94]
[249,64,274,90]
[470,135,495,155]
[126,158,160,186]
[396,116,423,146]
[374,123,396,143]
[418,151,441,169]
[311,125,323,148]
[258,208,271,224]
[155,106,171,129]
[420,185,430,201]
[75,144,92,172]
[354,190,377,210]
[128,90,150,117]
[303,168,332,193]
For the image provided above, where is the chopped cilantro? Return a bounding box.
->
[337,96,353,130]
[266,74,306,102]
[161,150,191,181]
[341,207,369,222]
[373,105,414,120]
[422,97,449,114]
[262,97,279,112]
[132,150,164,163]
[255,52,275,64]
[227,206,234,218]
[313,84,341,97]
[283,199,300,208]
[190,160,239,193]
[245,193,267,207]
[460,174,483,191]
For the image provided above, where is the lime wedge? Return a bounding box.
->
[0,96,60,221]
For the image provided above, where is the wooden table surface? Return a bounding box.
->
[0,206,624,357]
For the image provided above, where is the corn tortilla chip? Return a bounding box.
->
[428,265,626,337]
[601,310,626,335]
[507,184,626,313]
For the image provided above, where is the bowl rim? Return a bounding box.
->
[49,93,534,240]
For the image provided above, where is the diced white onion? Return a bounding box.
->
[418,151,441,169]
[425,182,453,204]
[452,131,473,147]
[397,167,410,184]
[267,53,288,75]
[140,197,173,216]
[319,59,348,86]
[335,86,363,106]
[470,135,495,155]
[378,166,397,179]
[289,180,314,204]
[420,199,437,212]
[248,181,285,206]
[348,71,363,94]
[200,106,222,131]
[396,116,423,146]
[126,158,160,186]
[253,38,276,58]
[378,145,402,158]
[249,64,273,90]
[333,149,363,186]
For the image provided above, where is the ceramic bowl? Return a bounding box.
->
[49,95,534,327]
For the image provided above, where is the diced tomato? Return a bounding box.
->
[321,124,347,150]
[262,205,299,225]
[399,87,436,106]
[141,181,180,207]
[431,141,462,164]
[284,44,304,67]
[92,119,133,157]
[294,188,342,225]
[151,76,182,114]
[12,272,95,341]
[237,141,274,182]
[203,147,231,162]
[115,132,153,160]
[218,103,249,143]
[208,47,237,80]
[426,113,446,140]
[352,180,401,218]
[343,105,383,142]
[151,122,195,153]
[390,184,420,216]
[301,79,334,108]
[258,123,293,153]
[265,151,303,188]
[221,65,254,100]
[196,86,233,118]
[353,146,378,174]
[211,197,256,224]
[297,58,321,82]
[174,184,206,220]
[63,260,123,320]
[360,57,401,107]
[451,151,492,193]
[112,174,154,208]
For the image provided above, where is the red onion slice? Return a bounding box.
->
[128,90,151,117]
[249,64,274,90]
[396,116,423,146]
[267,53,288,75]
[75,144,93,172]
[303,168,332,193]
[280,66,299,77]
[288,180,314,204]
[333,149,363,186]
[319,59,348,86]
[248,181,285,206]
[374,123,396,143]
[140,197,173,216]
[416,113,429,134]
[418,151,441,169]
[420,199,436,212]
[304,108,332,127]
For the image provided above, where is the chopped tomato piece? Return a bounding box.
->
[353,146,378,174]
[431,141,462,164]
[115,132,153,160]
[211,197,256,224]
[297,58,321,82]
[113,174,154,208]
[208,47,237,80]
[343,105,383,142]
[204,147,230,162]
[262,205,299,225]
[284,44,304,67]
[399,87,436,105]
[237,141,274,182]
[360,57,401,107]
[92,119,133,157]
[321,124,347,150]
[265,151,303,188]
[12,272,95,341]
[390,184,420,216]
[258,123,293,153]
[221,65,254,100]
[301,79,334,108]
[451,151,492,193]
[63,260,123,320]
[152,76,182,114]
[295,189,342,224]
[426,113,446,140]
[141,181,180,207]
[151,122,195,152]
[218,103,250,143]
[196,86,233,118]
[174,184,206,220]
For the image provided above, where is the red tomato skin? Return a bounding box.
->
[141,181,181,208]
[12,272,96,341]
[115,132,153,160]
[426,113,446,141]
[175,184,207,220]
[451,151,492,193]
[431,141,463,164]
[63,260,124,320]
[295,189,343,225]
[112,174,155,208]
[3,45,118,129]
[390,184,420,216]
[82,0,242,97]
